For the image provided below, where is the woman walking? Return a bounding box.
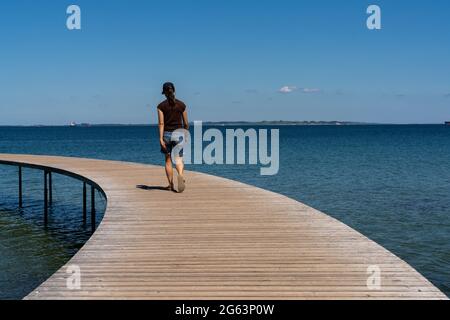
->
[157,82,189,192]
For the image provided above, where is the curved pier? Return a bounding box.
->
[0,154,446,300]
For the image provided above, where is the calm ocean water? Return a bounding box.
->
[0,125,449,299]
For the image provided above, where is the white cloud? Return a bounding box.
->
[278,86,298,94]
[278,86,321,94]
[301,88,321,93]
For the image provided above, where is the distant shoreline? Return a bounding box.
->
[0,121,447,127]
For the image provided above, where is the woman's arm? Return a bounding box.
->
[182,111,189,130]
[158,109,166,150]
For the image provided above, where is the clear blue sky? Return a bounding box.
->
[0,0,449,125]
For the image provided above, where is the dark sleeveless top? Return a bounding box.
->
[157,99,187,132]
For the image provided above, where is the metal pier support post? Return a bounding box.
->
[83,182,87,224]
[18,166,23,208]
[91,185,96,233]
[44,171,48,225]
[48,172,53,205]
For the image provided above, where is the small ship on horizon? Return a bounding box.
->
[69,122,91,127]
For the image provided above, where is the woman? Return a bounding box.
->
[157,82,189,192]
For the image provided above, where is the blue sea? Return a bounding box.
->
[0,125,449,299]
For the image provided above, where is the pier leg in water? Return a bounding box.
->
[44,171,48,225]
[83,181,87,225]
[91,185,96,233]
[18,166,22,208]
[48,172,52,205]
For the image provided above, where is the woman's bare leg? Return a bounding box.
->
[174,156,184,176]
[165,154,174,189]
[174,156,185,192]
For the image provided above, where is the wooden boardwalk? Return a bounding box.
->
[0,154,446,300]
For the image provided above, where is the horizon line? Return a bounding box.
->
[0,120,448,127]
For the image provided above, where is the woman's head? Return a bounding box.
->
[162,82,176,104]
[162,82,175,95]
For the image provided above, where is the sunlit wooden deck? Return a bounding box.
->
[0,154,446,300]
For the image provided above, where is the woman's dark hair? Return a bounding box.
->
[162,82,175,94]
